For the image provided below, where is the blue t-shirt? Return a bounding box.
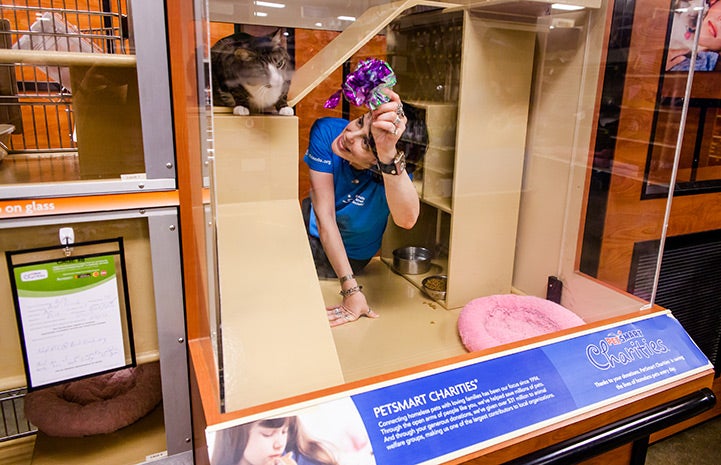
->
[303,117,392,260]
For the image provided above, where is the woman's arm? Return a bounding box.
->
[309,169,354,279]
[309,169,375,325]
[370,92,420,229]
[381,167,420,229]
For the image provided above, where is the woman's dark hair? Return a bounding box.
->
[396,102,429,174]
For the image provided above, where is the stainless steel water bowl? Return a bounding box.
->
[392,246,433,275]
[422,275,447,301]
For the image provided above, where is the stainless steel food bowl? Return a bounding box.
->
[422,275,447,301]
[392,246,433,275]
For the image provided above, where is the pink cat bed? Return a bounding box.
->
[458,294,585,352]
[24,361,162,437]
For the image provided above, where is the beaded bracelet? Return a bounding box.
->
[339,285,363,297]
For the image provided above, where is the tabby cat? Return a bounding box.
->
[211,29,293,116]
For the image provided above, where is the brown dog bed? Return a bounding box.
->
[24,361,162,437]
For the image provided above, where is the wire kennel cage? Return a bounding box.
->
[0,388,36,443]
[0,1,129,183]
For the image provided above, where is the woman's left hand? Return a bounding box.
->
[369,90,406,163]
[326,291,379,327]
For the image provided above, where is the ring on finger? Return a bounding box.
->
[393,115,402,126]
[392,126,398,136]
[396,103,405,117]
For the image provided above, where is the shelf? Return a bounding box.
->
[381,256,450,306]
[0,49,135,67]
[422,196,453,213]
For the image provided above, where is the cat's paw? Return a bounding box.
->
[278,106,294,116]
[232,105,250,116]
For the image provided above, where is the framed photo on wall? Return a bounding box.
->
[644,0,721,197]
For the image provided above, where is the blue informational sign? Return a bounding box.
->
[349,312,711,465]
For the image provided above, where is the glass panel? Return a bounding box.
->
[578,0,698,296]
[0,0,174,197]
[201,0,705,413]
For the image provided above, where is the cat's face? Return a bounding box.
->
[228,45,289,85]
[211,29,292,113]
[217,30,290,83]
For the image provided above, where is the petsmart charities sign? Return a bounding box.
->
[211,312,711,465]
[352,312,710,464]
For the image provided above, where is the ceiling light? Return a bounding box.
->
[337,15,356,21]
[254,11,268,17]
[254,1,285,8]
[551,3,585,11]
[315,22,323,27]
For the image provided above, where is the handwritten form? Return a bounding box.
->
[14,256,128,387]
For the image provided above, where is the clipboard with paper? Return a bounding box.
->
[6,237,135,390]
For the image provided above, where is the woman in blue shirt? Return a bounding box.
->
[303,90,427,326]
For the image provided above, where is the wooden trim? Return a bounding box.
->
[190,340,211,465]
[166,0,211,341]
[189,338,222,426]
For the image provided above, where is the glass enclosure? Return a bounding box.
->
[199,0,718,414]
[0,0,174,198]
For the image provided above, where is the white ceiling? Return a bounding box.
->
[208,0,397,31]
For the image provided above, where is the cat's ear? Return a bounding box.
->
[271,28,284,45]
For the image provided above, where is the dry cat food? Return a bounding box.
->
[424,276,446,291]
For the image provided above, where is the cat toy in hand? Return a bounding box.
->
[211,29,293,116]
[325,58,397,110]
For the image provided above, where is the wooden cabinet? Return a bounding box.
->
[381,10,536,309]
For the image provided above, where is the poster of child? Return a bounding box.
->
[207,398,375,465]
[666,0,721,71]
